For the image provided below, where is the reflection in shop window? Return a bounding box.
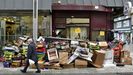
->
[0,15,51,43]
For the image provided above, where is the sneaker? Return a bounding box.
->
[20,70,26,73]
[35,70,41,73]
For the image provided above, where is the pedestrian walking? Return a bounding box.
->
[20,38,41,73]
[96,38,99,45]
[126,36,130,45]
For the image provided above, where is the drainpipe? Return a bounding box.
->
[33,0,38,41]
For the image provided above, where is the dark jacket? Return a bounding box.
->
[27,42,38,62]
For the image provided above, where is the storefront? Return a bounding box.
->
[52,4,113,41]
[113,16,131,42]
[0,12,51,44]
[0,0,52,44]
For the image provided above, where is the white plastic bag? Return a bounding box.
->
[103,50,115,67]
[104,50,114,64]
[29,59,35,65]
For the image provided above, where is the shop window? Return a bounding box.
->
[91,31,105,41]
[116,22,122,28]
[0,15,50,43]
[56,29,67,38]
[123,20,130,27]
[69,27,87,40]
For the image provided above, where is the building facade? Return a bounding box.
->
[52,4,112,41]
[52,0,133,41]
[113,16,131,42]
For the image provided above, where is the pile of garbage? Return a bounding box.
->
[1,36,132,69]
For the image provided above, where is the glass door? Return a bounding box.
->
[68,27,87,40]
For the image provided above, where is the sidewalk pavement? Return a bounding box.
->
[123,43,133,50]
[0,65,133,75]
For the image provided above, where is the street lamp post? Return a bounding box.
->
[33,0,38,41]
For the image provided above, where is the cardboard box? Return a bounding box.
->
[99,42,108,49]
[30,63,44,69]
[59,51,68,65]
[121,57,132,65]
[11,60,21,67]
[91,50,105,68]
[3,61,10,68]
[61,63,74,68]
[21,60,26,66]
[75,59,88,68]
[121,50,130,58]
[47,48,59,62]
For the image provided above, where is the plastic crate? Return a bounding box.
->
[3,61,10,68]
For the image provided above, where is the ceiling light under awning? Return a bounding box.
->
[95,6,99,9]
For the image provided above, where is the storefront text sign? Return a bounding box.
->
[75,28,81,33]
[100,31,105,36]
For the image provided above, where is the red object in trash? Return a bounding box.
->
[0,57,4,62]
[112,43,123,63]
[36,48,46,52]
[113,43,123,51]
[113,47,120,51]
[118,44,123,50]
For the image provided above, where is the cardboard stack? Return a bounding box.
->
[44,63,61,69]
[28,38,129,69]
[121,50,132,65]
[61,63,74,68]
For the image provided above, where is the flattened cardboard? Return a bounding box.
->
[59,51,68,65]
[47,48,59,62]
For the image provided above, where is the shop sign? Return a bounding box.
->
[75,28,81,33]
[124,1,132,16]
[66,18,89,24]
[131,15,133,25]
[100,31,105,36]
